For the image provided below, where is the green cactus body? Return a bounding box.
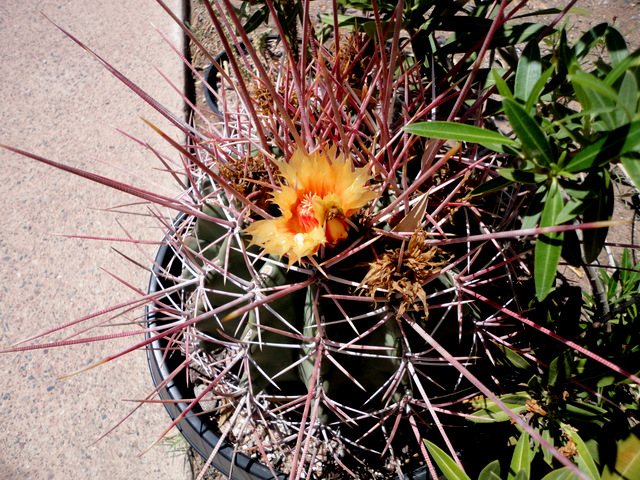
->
[179,191,480,428]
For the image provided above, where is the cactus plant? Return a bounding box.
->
[4,1,640,479]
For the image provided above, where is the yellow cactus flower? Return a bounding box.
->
[245,147,377,265]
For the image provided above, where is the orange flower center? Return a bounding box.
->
[325,217,349,244]
[296,193,320,233]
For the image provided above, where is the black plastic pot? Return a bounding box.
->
[203,52,227,117]
[145,240,288,480]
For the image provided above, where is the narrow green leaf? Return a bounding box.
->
[479,460,501,480]
[569,70,619,129]
[542,428,555,465]
[497,344,532,370]
[242,6,269,34]
[582,169,614,263]
[522,186,546,230]
[499,394,532,406]
[470,402,528,423]
[424,440,472,480]
[621,152,640,190]
[555,195,585,225]
[558,30,576,77]
[508,433,532,480]
[597,376,617,387]
[503,98,555,165]
[492,67,514,100]
[565,401,608,419]
[484,472,502,480]
[513,7,591,19]
[319,13,369,30]
[499,168,547,184]
[566,120,640,173]
[541,468,581,480]
[615,71,638,127]
[436,21,546,55]
[605,25,629,66]
[548,350,573,388]
[604,50,640,87]
[525,65,555,114]
[534,180,564,301]
[471,175,515,197]
[515,41,542,104]
[602,431,640,480]
[619,248,635,290]
[403,121,517,148]
[575,23,608,60]
[571,430,600,480]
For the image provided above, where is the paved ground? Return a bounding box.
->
[0,1,190,479]
[0,1,639,480]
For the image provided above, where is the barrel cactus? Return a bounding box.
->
[147,5,545,478]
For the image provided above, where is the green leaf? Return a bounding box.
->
[542,428,555,465]
[242,6,270,34]
[621,152,640,190]
[434,20,546,54]
[503,98,555,166]
[548,350,573,388]
[566,120,640,173]
[495,394,532,406]
[535,180,564,301]
[403,121,518,148]
[470,395,530,423]
[469,404,528,423]
[497,345,532,370]
[424,440,472,480]
[525,65,555,114]
[602,431,640,480]
[597,376,617,388]
[319,13,371,30]
[471,175,515,197]
[492,67,514,100]
[513,7,591,19]
[555,195,585,225]
[615,71,638,127]
[479,460,501,480]
[557,29,576,77]
[582,169,614,263]
[565,401,608,419]
[515,41,542,105]
[571,430,600,480]
[541,468,581,480]
[605,25,629,66]
[604,50,640,87]
[569,70,619,129]
[499,168,547,184]
[508,433,532,480]
[522,186,546,230]
[575,23,608,60]
[617,248,640,296]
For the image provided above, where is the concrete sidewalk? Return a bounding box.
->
[0,1,192,479]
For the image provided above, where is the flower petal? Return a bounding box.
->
[245,147,378,264]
